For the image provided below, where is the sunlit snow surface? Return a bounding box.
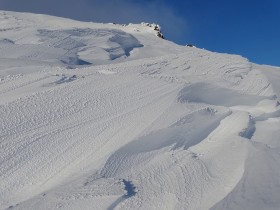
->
[0,11,280,210]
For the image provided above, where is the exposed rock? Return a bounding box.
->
[141,22,165,39]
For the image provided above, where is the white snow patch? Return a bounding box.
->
[0,10,280,210]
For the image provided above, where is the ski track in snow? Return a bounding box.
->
[0,10,280,210]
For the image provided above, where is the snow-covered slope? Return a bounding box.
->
[0,11,280,210]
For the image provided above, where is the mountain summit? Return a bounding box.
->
[1,11,280,210]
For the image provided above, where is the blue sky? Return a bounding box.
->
[0,0,279,66]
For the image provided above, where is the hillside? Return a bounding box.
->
[0,11,280,210]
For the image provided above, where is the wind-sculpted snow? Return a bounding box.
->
[178,83,272,106]
[38,28,143,65]
[1,10,280,210]
[100,108,230,178]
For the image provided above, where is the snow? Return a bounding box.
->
[0,10,280,210]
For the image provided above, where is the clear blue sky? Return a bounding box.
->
[0,0,279,66]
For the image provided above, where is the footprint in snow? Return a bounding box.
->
[55,75,77,84]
